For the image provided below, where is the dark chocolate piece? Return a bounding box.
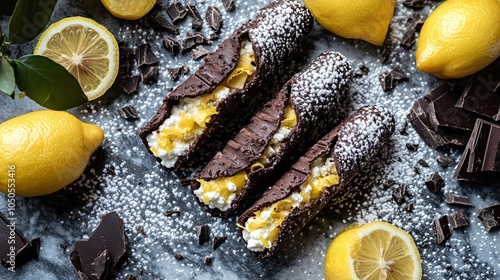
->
[418,159,429,167]
[174,253,184,260]
[136,44,158,67]
[119,76,140,95]
[0,212,40,269]
[404,203,414,212]
[425,171,444,194]
[118,105,139,120]
[449,210,470,229]
[106,165,116,176]
[212,236,227,251]
[124,275,139,280]
[477,204,500,231]
[414,166,421,175]
[70,212,127,280]
[222,0,235,11]
[432,215,452,244]
[392,184,407,206]
[453,119,500,185]
[145,11,179,35]
[187,3,203,30]
[136,226,147,237]
[444,193,473,207]
[456,58,500,121]
[204,256,214,266]
[163,210,181,217]
[401,13,424,49]
[403,0,428,8]
[238,105,395,259]
[406,143,419,152]
[191,46,209,60]
[162,36,180,55]
[180,32,211,51]
[400,120,409,136]
[359,65,369,75]
[206,6,223,33]
[196,225,210,245]
[139,65,159,85]
[166,2,188,23]
[167,67,183,81]
[437,156,454,167]
[209,32,220,40]
[379,67,407,92]
[383,179,396,189]
[118,44,134,78]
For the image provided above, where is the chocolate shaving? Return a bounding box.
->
[191,46,209,60]
[166,2,188,23]
[477,204,500,231]
[196,225,210,245]
[174,253,184,260]
[449,210,470,229]
[425,171,444,194]
[211,236,227,251]
[145,11,179,35]
[187,3,203,30]
[437,156,454,167]
[0,212,40,269]
[139,65,159,84]
[118,105,139,120]
[163,210,181,217]
[432,215,452,244]
[206,6,223,33]
[392,184,407,205]
[400,120,409,136]
[119,76,140,95]
[136,44,158,67]
[444,193,473,207]
[418,159,429,167]
[162,36,180,56]
[203,256,214,266]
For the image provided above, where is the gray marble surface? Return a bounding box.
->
[1,0,499,279]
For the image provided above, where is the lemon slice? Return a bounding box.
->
[325,221,422,280]
[34,16,119,101]
[101,0,156,20]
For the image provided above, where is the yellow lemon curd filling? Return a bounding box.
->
[194,103,297,211]
[146,41,255,168]
[240,154,339,252]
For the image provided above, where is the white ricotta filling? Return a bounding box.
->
[193,181,238,212]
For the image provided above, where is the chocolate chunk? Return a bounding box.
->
[425,171,444,194]
[359,65,370,75]
[400,120,409,136]
[136,226,147,237]
[222,0,235,11]
[406,143,419,152]
[437,156,454,167]
[139,65,159,84]
[106,165,116,176]
[392,184,407,205]
[203,256,214,266]
[118,105,139,120]
[414,166,421,175]
[381,40,391,64]
[444,193,473,207]
[418,159,429,167]
[180,32,211,51]
[145,11,179,35]
[206,6,223,33]
[0,212,40,269]
[211,236,227,251]
[162,36,180,56]
[167,67,183,81]
[187,3,203,30]
[166,2,188,23]
[196,225,210,245]
[456,58,500,121]
[449,210,470,229]
[70,212,127,280]
[379,67,407,92]
[181,65,190,75]
[209,32,220,40]
[403,0,428,9]
[453,119,500,185]
[383,179,396,189]
[477,204,500,231]
[119,76,140,95]
[404,203,414,212]
[191,46,209,60]
[401,13,424,49]
[118,45,134,78]
[432,215,452,244]
[136,44,158,67]
[124,275,139,280]
[174,253,184,260]
[163,210,181,217]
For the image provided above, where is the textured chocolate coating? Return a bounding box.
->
[139,0,313,170]
[191,52,353,217]
[238,105,395,259]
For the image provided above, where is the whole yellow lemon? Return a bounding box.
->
[0,111,104,197]
[416,0,500,79]
[304,0,396,46]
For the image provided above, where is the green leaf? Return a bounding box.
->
[8,0,58,44]
[0,56,16,96]
[14,55,88,110]
[0,0,18,16]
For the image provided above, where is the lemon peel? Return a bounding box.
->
[100,0,156,20]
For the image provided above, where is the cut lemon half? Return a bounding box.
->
[325,221,422,280]
[101,0,156,20]
[34,16,119,101]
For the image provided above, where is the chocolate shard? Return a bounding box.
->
[379,67,407,92]
[190,46,209,60]
[222,0,235,11]
[203,256,214,266]
[456,58,500,121]
[139,65,159,85]
[383,179,396,189]
[180,32,211,51]
[437,156,454,167]
[118,44,134,78]
[392,184,407,206]
[444,193,473,207]
[206,6,223,33]
[118,105,139,120]
[162,36,180,56]
[196,225,210,245]
[0,212,40,269]
[163,210,181,217]
[403,0,428,9]
[187,3,203,30]
[449,210,470,229]
[400,120,409,136]
[433,215,452,244]
[174,253,183,260]
[124,275,139,280]
[418,159,429,167]
[425,171,444,194]
[167,67,183,81]
[453,119,500,185]
[404,203,414,212]
[211,236,227,251]
[166,2,188,23]
[401,13,424,49]
[70,212,127,280]
[145,11,179,35]
[477,204,500,231]
[119,76,140,95]
[238,105,395,259]
[136,43,158,67]
[406,143,419,152]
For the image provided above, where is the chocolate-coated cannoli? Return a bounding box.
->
[139,0,313,170]
[237,105,395,259]
[191,52,353,217]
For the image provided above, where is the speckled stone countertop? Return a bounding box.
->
[0,0,499,279]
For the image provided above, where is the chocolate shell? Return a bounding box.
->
[139,0,313,170]
[191,52,353,217]
[237,105,395,259]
